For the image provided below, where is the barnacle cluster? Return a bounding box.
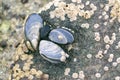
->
[10,41,49,80]
[49,0,97,21]
[40,0,120,79]
[109,0,120,22]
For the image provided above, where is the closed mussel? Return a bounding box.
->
[49,28,74,44]
[40,25,51,39]
[24,13,43,50]
[39,40,69,63]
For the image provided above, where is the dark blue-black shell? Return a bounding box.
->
[49,28,74,44]
[40,25,51,39]
[24,13,43,50]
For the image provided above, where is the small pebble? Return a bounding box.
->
[73,58,77,62]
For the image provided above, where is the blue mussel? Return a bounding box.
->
[24,13,74,63]
[49,28,74,44]
[24,13,43,50]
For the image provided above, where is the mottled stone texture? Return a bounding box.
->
[36,0,120,80]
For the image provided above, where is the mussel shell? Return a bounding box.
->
[24,13,43,50]
[39,40,65,63]
[40,25,51,39]
[49,28,74,44]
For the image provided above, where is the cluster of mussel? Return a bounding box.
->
[24,13,74,63]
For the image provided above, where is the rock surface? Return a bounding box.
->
[38,0,120,80]
[1,0,120,80]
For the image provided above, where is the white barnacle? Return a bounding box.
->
[71,0,77,3]
[105,44,110,50]
[109,54,114,58]
[115,76,120,80]
[79,3,85,9]
[104,15,109,20]
[95,32,100,36]
[50,11,55,18]
[116,57,120,63]
[95,32,100,41]
[78,71,85,79]
[95,73,101,78]
[87,54,92,59]
[83,10,91,19]
[98,15,102,19]
[61,51,66,56]
[95,36,100,41]
[112,62,118,67]
[60,56,66,62]
[118,41,120,47]
[76,0,81,3]
[90,3,97,11]
[104,35,110,43]
[64,68,71,75]
[60,16,65,21]
[85,1,90,5]
[108,58,113,62]
[103,66,109,71]
[72,72,79,79]
[95,50,103,59]
[102,11,107,16]
[58,2,66,8]
[94,23,100,29]
[104,5,109,11]
[103,50,108,54]
[81,23,89,29]
[103,22,107,26]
